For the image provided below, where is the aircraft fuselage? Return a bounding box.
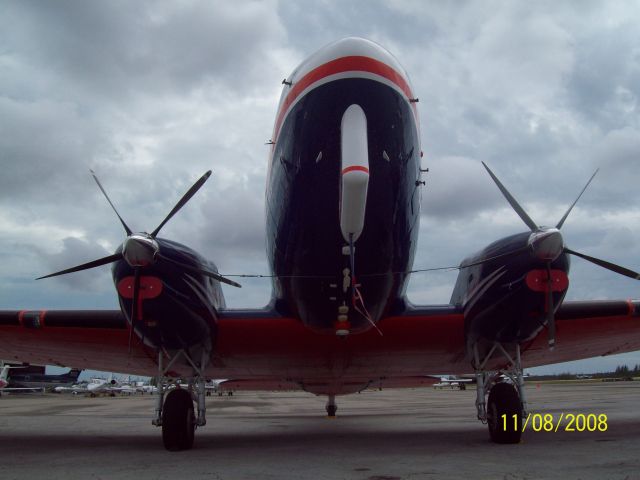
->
[266,38,423,334]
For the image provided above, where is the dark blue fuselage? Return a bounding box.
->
[266,78,422,332]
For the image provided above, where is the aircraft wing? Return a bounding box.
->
[0,310,157,377]
[1,300,639,382]
[521,299,640,368]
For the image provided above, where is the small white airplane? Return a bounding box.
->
[86,374,118,396]
[136,382,158,394]
[432,375,474,390]
[53,383,87,394]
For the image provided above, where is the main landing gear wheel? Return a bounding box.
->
[162,388,196,451]
[487,383,522,444]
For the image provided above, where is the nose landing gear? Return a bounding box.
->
[326,394,338,417]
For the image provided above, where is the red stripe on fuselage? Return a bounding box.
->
[273,56,416,141]
[341,165,369,175]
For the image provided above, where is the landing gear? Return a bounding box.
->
[474,342,526,444]
[326,394,338,417]
[162,388,195,451]
[152,349,209,451]
[486,382,522,444]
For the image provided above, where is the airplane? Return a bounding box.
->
[86,374,118,396]
[54,374,119,396]
[53,383,88,395]
[0,364,46,394]
[431,375,474,390]
[137,382,158,395]
[0,362,82,391]
[0,365,40,394]
[1,37,639,450]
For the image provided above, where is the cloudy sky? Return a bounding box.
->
[1,0,639,374]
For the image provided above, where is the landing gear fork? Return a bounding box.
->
[152,348,210,450]
[473,342,527,444]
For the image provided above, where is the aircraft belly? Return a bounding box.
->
[210,312,469,383]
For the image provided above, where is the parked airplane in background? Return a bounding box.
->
[1,37,639,450]
[432,375,474,390]
[137,382,158,394]
[0,365,39,394]
[85,374,118,396]
[53,383,87,394]
[0,363,81,391]
[0,363,82,394]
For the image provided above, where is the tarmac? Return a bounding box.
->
[1,382,639,480]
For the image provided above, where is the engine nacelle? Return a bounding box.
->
[112,238,226,352]
[451,232,570,355]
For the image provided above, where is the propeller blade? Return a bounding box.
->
[482,162,538,232]
[37,253,123,280]
[565,248,640,280]
[545,263,556,349]
[555,169,599,229]
[90,170,132,236]
[150,170,212,238]
[128,267,141,354]
[156,253,242,288]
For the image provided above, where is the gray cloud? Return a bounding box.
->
[2,1,287,98]
[37,237,113,291]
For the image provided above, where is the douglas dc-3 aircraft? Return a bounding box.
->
[1,37,640,450]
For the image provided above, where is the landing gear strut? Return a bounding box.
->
[326,394,338,417]
[474,342,527,444]
[152,349,209,451]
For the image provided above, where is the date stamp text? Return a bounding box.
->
[502,413,608,433]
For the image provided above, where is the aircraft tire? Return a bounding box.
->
[326,405,337,417]
[486,382,522,444]
[162,388,196,451]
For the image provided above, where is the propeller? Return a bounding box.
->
[482,162,640,347]
[38,170,241,349]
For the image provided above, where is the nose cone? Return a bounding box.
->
[278,37,415,108]
[274,37,418,143]
[288,36,412,86]
[315,37,405,68]
[529,229,564,262]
